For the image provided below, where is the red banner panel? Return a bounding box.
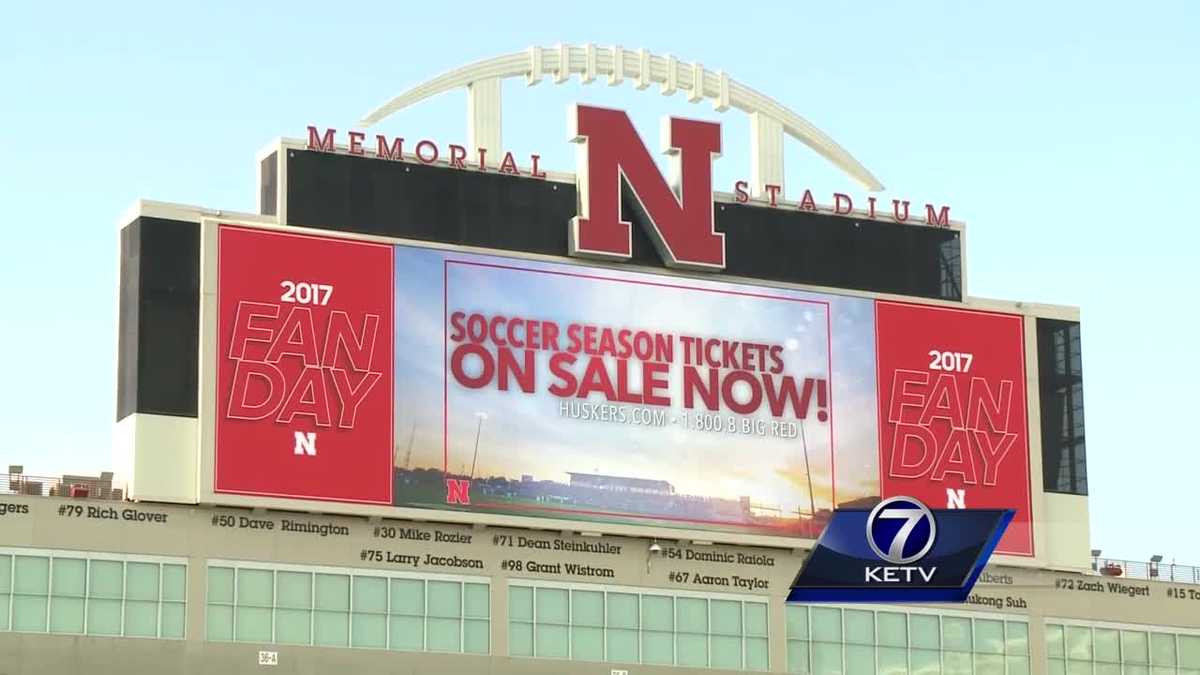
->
[215,226,393,504]
[875,301,1032,556]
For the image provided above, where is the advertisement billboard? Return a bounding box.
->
[215,227,394,504]
[212,224,1033,555]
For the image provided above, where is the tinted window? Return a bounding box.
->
[1037,319,1087,495]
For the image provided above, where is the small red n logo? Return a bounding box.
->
[445,479,471,505]
[569,105,725,271]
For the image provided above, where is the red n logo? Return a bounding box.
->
[569,105,725,271]
[445,478,471,505]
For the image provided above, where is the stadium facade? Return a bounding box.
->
[2,45,1197,674]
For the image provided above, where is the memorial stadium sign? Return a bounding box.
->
[306,105,953,274]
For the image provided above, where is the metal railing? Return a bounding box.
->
[1092,557,1200,584]
[1,474,124,501]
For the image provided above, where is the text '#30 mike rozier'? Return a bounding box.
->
[788,496,1013,603]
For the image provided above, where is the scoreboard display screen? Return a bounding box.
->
[210,224,1034,556]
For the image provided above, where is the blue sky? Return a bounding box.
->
[2,1,1197,562]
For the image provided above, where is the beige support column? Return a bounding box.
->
[750,112,785,199]
[467,78,502,167]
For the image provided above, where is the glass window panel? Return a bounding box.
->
[1123,631,1149,664]
[237,569,273,609]
[1046,657,1066,675]
[508,620,533,657]
[641,594,673,632]
[1007,655,1030,675]
[711,599,741,636]
[1151,633,1177,666]
[48,558,85,634]
[812,642,843,674]
[811,606,842,643]
[787,639,810,674]
[463,618,488,654]
[508,586,532,622]
[351,612,386,648]
[235,606,272,642]
[846,644,876,674]
[711,634,742,669]
[571,590,603,627]
[845,609,875,645]
[274,608,310,645]
[124,600,158,637]
[89,561,124,604]
[676,597,707,634]
[275,571,311,609]
[206,604,233,641]
[911,614,940,650]
[352,576,387,614]
[572,624,604,661]
[607,592,638,629]
[0,595,8,632]
[463,583,489,619]
[786,604,809,639]
[746,636,769,671]
[1181,635,1200,668]
[1094,664,1120,675]
[1149,668,1174,675]
[87,596,121,637]
[879,646,908,675]
[427,617,461,652]
[161,602,185,639]
[162,564,186,602]
[677,632,708,667]
[534,622,567,658]
[206,566,233,604]
[1046,623,1065,659]
[314,609,349,647]
[1066,661,1092,675]
[1067,625,1094,660]
[878,611,906,648]
[0,556,10,593]
[607,627,638,663]
[534,587,567,625]
[13,556,48,595]
[125,562,160,601]
[51,558,85,597]
[1094,628,1120,663]
[910,648,941,675]
[642,629,673,665]
[390,615,424,651]
[745,603,769,638]
[48,596,84,634]
[943,650,972,675]
[975,619,1005,654]
[12,594,47,632]
[1007,621,1029,655]
[942,616,971,652]
[975,653,1004,675]
[390,578,424,616]
[315,574,349,612]
[1123,665,1149,675]
[427,581,461,619]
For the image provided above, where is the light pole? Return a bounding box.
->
[799,419,817,518]
[469,412,488,479]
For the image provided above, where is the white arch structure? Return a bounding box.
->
[360,44,885,194]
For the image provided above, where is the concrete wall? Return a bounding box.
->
[0,494,1195,674]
